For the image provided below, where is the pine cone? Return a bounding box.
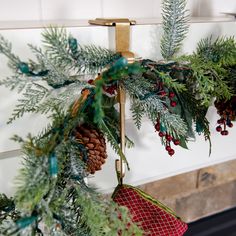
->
[74,124,107,174]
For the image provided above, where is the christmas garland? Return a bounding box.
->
[0,0,236,235]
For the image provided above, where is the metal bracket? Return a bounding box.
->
[89,18,135,183]
[89,18,135,63]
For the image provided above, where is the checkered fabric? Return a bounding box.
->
[113,184,188,236]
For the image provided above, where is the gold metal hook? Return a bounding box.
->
[89,18,135,184]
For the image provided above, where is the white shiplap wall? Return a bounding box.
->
[0,0,235,22]
[0,0,236,195]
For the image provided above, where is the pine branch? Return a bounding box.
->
[161,0,189,60]
[75,185,143,236]
[8,83,49,123]
[15,153,50,212]
[42,27,120,74]
[0,194,19,225]
[36,81,87,114]
[29,44,74,88]
[124,74,188,138]
[79,45,121,74]
[196,36,236,66]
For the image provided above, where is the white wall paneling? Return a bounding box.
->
[197,0,236,17]
[0,20,236,195]
[102,0,157,18]
[0,0,42,21]
[0,156,21,195]
[41,0,102,20]
[0,0,235,22]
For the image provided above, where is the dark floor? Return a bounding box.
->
[185,207,236,236]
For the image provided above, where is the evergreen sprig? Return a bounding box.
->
[0,119,142,235]
[42,27,121,74]
[8,83,49,123]
[0,194,19,225]
[0,28,120,121]
[125,73,188,139]
[196,36,236,66]
[161,0,189,60]
[0,35,21,71]
[179,36,236,107]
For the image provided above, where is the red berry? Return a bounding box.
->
[166,134,172,141]
[221,130,229,136]
[173,140,180,145]
[104,86,116,95]
[88,79,94,84]
[169,92,175,98]
[155,123,160,131]
[217,119,224,124]
[166,146,172,151]
[168,149,175,156]
[216,126,222,132]
[170,101,177,107]
[228,123,233,128]
[159,131,165,137]
[160,91,167,97]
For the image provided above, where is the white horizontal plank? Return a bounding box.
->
[0,17,235,30]
[0,149,21,160]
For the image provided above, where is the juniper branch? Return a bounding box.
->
[0,35,21,71]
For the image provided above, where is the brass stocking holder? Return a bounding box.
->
[89,18,135,184]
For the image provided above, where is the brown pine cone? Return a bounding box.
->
[74,124,107,174]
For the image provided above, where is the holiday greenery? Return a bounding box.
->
[0,0,236,234]
[161,0,189,60]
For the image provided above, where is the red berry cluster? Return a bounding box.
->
[155,119,180,156]
[88,79,117,95]
[157,82,177,107]
[103,84,117,95]
[168,91,177,107]
[216,117,233,136]
[215,97,236,136]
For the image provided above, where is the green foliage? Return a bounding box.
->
[0,28,119,122]
[179,37,236,107]
[196,36,236,66]
[42,27,121,75]
[161,0,189,60]
[0,35,21,71]
[75,186,143,236]
[1,19,236,236]
[8,83,49,123]
[0,194,19,225]
[125,68,188,139]
[0,119,142,235]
